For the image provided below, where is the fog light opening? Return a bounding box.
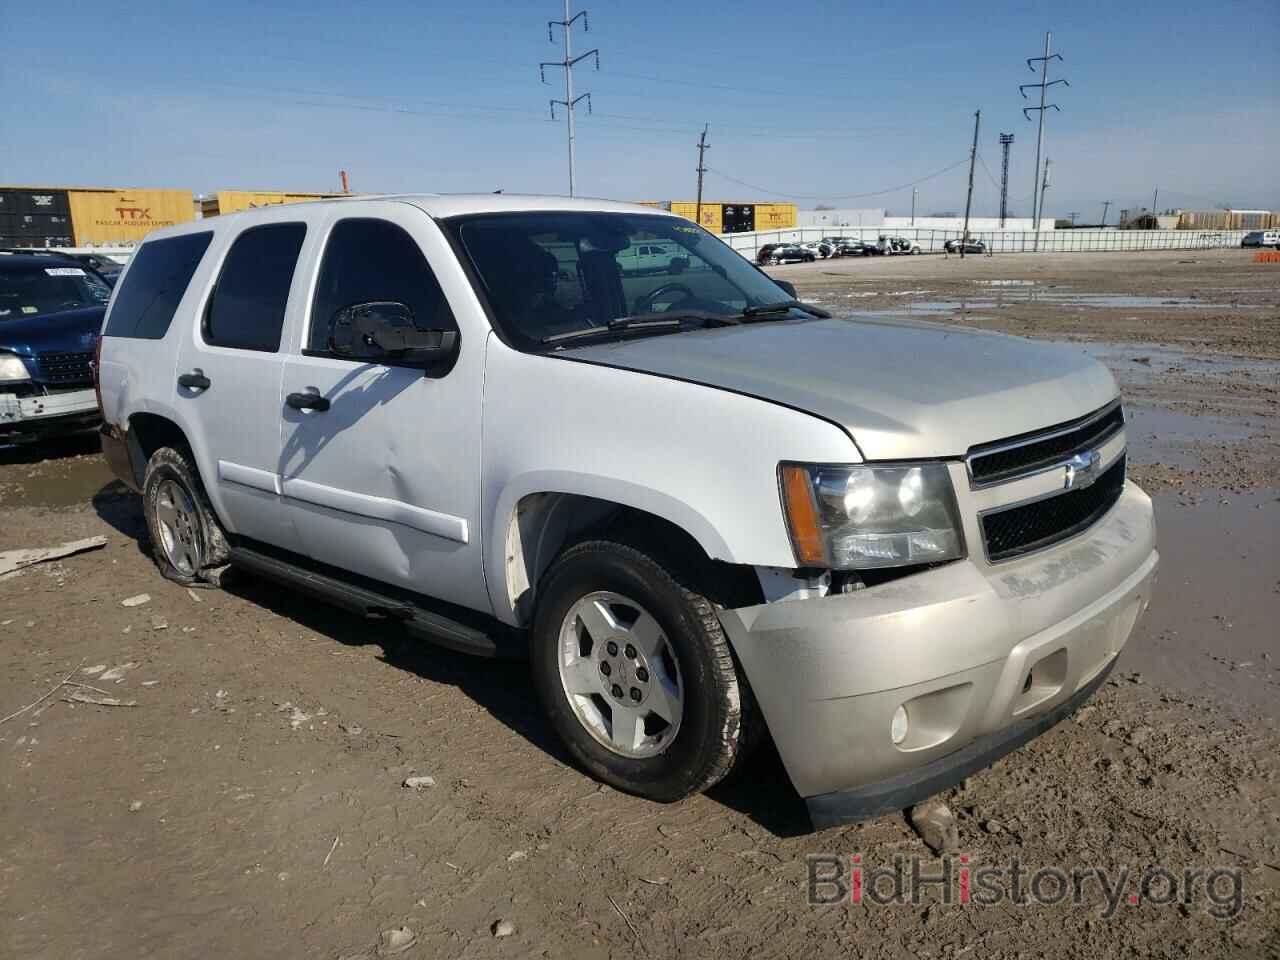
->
[890,704,909,745]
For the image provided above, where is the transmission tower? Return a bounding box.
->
[1101,200,1111,226]
[998,133,1014,227]
[540,1,599,197]
[1021,31,1069,234]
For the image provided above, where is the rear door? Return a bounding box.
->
[173,216,312,551]
[276,202,489,613]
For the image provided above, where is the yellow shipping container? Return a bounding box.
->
[670,201,722,233]
[68,189,195,245]
[753,203,797,230]
[209,190,348,216]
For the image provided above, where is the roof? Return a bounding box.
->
[0,250,81,267]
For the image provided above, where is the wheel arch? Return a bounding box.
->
[488,478,762,628]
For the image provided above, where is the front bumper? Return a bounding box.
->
[0,388,100,439]
[719,481,1157,825]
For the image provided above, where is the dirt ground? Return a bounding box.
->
[2,250,1278,959]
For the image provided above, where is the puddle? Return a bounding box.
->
[1071,341,1280,386]
[1123,404,1259,469]
[832,290,1258,320]
[1126,490,1280,719]
[0,437,119,509]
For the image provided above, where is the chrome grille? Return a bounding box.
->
[981,455,1126,562]
[966,401,1124,488]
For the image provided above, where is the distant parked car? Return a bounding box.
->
[802,241,834,259]
[1241,231,1280,249]
[887,236,921,255]
[618,242,679,276]
[757,243,814,265]
[834,239,872,257]
[0,252,108,442]
[943,238,987,254]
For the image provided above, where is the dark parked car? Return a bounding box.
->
[834,239,873,256]
[943,238,987,254]
[0,252,109,441]
[756,243,815,265]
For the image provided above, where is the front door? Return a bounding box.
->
[276,203,489,614]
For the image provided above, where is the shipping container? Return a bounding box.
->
[670,201,723,233]
[204,190,349,217]
[753,203,797,231]
[0,188,71,217]
[67,189,195,245]
[667,200,795,234]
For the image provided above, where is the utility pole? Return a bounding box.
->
[694,124,710,227]
[540,2,599,197]
[911,187,917,225]
[998,133,1014,227]
[1039,158,1052,227]
[1101,200,1111,226]
[1151,186,1159,225]
[961,109,981,259]
[1021,31,1069,236]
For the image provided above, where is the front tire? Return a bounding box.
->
[531,539,758,802]
[142,446,230,586]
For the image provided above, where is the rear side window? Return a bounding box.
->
[204,223,306,352]
[104,232,213,339]
[308,218,455,353]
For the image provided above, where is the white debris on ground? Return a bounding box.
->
[120,593,151,608]
[0,536,107,577]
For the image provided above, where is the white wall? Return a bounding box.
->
[720,227,1250,258]
[884,216,1040,232]
[796,208,885,229]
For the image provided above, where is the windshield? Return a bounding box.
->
[447,211,794,349]
[0,264,112,320]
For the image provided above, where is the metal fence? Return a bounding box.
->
[721,227,1251,260]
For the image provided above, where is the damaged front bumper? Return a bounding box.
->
[0,388,100,440]
[718,481,1158,828]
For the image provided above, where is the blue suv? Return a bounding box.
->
[0,251,111,442]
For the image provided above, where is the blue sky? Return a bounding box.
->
[1,0,1276,219]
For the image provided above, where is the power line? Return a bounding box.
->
[539,2,599,196]
[704,157,970,202]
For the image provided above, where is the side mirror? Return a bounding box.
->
[330,302,458,366]
[774,279,797,299]
[668,256,689,275]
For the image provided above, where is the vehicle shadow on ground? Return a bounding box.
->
[91,481,151,556]
[218,566,815,837]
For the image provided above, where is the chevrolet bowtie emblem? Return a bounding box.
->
[1063,450,1102,490]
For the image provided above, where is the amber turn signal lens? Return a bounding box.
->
[780,464,825,566]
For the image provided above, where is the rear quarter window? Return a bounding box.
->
[104,232,214,339]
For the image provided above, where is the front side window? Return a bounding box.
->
[0,264,111,321]
[204,223,306,352]
[308,218,456,356]
[447,212,793,350]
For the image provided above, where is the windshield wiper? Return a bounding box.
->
[741,299,831,321]
[540,310,740,346]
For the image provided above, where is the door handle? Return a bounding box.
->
[178,371,210,390]
[286,391,330,412]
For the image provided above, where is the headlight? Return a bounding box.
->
[0,354,31,382]
[780,462,964,569]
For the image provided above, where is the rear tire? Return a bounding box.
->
[142,446,230,587]
[531,539,759,802]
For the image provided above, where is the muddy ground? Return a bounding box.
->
[2,250,1278,958]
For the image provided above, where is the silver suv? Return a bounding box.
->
[96,195,1157,828]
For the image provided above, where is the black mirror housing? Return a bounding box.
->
[774,279,797,299]
[330,301,458,368]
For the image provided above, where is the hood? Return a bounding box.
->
[561,317,1118,460]
[0,306,104,360]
